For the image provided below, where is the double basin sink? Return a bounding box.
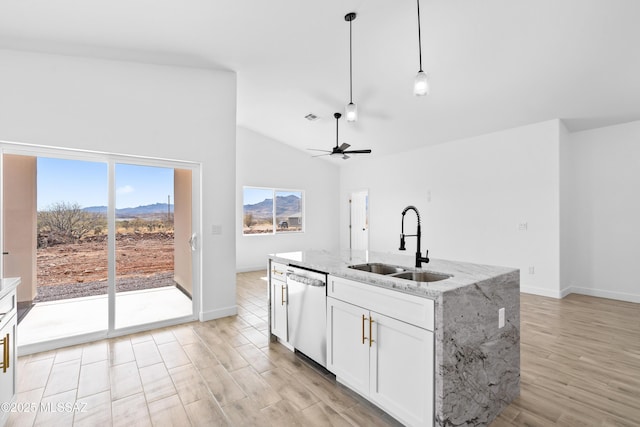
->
[348,263,451,283]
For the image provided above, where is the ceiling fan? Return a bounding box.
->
[309,113,372,160]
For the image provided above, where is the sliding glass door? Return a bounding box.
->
[1,147,199,352]
[113,163,193,330]
[3,155,109,345]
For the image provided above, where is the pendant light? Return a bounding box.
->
[345,12,358,122]
[414,0,429,96]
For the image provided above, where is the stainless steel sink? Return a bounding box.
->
[348,263,452,283]
[392,271,451,282]
[348,263,407,275]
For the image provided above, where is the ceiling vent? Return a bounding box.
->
[304,113,319,121]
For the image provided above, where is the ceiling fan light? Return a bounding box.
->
[414,71,429,96]
[345,102,358,122]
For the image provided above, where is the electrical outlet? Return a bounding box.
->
[499,308,505,328]
[528,266,535,274]
[518,222,528,231]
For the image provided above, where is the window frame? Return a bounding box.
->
[242,186,305,236]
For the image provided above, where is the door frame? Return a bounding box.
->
[0,141,202,355]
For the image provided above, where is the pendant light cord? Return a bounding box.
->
[349,18,353,103]
[417,0,423,72]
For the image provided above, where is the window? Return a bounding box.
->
[243,187,303,235]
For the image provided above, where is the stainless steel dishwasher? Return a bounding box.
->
[286,266,327,367]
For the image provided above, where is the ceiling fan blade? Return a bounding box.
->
[342,154,350,160]
[343,149,372,154]
[338,142,351,151]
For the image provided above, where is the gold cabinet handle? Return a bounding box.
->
[0,333,8,373]
[281,284,286,306]
[361,314,367,344]
[369,317,375,348]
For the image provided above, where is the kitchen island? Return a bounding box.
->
[268,250,519,427]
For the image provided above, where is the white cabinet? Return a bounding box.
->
[326,297,370,395]
[370,311,433,427]
[0,283,18,427]
[327,275,434,427]
[269,261,289,344]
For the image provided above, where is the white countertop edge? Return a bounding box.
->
[269,250,518,300]
[0,277,21,299]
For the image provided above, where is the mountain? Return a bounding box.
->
[83,203,174,217]
[243,198,273,219]
[244,195,301,219]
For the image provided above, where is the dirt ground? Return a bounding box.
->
[37,231,174,287]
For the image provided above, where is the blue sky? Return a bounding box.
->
[37,157,174,210]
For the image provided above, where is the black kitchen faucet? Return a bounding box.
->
[399,205,429,268]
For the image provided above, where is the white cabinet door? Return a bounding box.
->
[271,281,288,341]
[369,312,433,427]
[326,297,370,396]
[0,314,16,426]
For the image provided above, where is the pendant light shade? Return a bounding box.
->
[414,71,429,96]
[345,12,358,122]
[345,102,357,122]
[414,0,429,96]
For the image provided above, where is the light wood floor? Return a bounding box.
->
[8,271,400,427]
[492,293,640,426]
[7,272,640,426]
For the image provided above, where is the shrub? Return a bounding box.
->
[38,201,105,243]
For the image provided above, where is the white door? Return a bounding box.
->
[350,190,369,251]
[369,311,434,427]
[326,297,370,396]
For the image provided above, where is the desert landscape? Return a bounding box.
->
[36,232,175,302]
[35,202,177,302]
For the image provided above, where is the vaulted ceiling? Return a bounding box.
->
[1,0,639,159]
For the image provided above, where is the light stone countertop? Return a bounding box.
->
[0,277,20,300]
[269,249,517,300]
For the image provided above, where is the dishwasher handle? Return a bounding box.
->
[286,272,325,287]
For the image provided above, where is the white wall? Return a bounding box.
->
[563,120,640,302]
[340,120,563,297]
[559,120,572,297]
[236,127,340,271]
[0,49,238,320]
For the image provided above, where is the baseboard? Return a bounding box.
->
[236,266,268,273]
[200,305,237,321]
[520,286,564,299]
[559,286,573,298]
[565,287,640,303]
[521,285,640,303]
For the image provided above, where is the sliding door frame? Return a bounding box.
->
[0,141,201,355]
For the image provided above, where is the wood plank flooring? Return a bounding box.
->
[7,271,640,426]
[492,293,640,426]
[7,271,399,427]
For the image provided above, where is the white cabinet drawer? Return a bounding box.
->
[328,275,434,331]
[270,261,287,283]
